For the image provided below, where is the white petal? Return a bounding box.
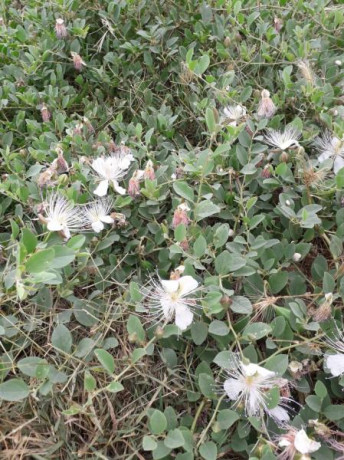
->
[62,226,71,240]
[91,158,106,176]
[175,304,193,331]
[294,429,321,454]
[92,220,104,233]
[101,215,114,224]
[178,276,199,296]
[161,279,180,294]
[325,353,344,377]
[243,363,275,378]
[94,180,109,196]
[268,405,290,423]
[112,180,126,195]
[47,220,64,231]
[334,156,344,174]
[223,378,245,400]
[318,151,332,162]
[279,439,291,448]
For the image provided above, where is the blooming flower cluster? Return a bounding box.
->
[39,194,123,240]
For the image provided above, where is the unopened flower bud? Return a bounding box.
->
[292,252,302,262]
[285,200,291,206]
[172,203,190,228]
[274,17,283,33]
[71,52,86,71]
[55,18,67,39]
[279,151,289,162]
[128,332,138,343]
[228,228,235,237]
[224,36,231,47]
[261,165,272,178]
[335,60,342,66]
[257,89,277,118]
[144,160,155,180]
[128,170,144,198]
[220,295,232,310]
[154,326,165,338]
[58,174,69,185]
[40,104,51,122]
[180,239,189,251]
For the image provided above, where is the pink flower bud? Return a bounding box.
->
[273,17,283,33]
[172,203,190,228]
[144,160,155,180]
[128,170,144,198]
[71,52,86,71]
[41,104,51,122]
[257,89,276,118]
[55,18,67,39]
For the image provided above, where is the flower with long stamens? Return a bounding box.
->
[82,198,114,233]
[264,127,301,151]
[277,427,321,459]
[91,152,134,196]
[142,275,199,331]
[223,105,247,126]
[314,132,344,174]
[323,328,344,377]
[223,358,290,424]
[41,193,82,240]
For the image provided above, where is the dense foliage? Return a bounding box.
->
[1,0,344,458]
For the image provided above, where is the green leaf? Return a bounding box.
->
[208,320,229,336]
[198,373,216,398]
[94,349,115,374]
[230,296,252,314]
[242,322,272,340]
[0,378,30,401]
[164,428,185,449]
[149,409,167,435]
[129,282,143,302]
[336,168,344,187]
[205,108,216,134]
[143,435,158,451]
[195,200,220,221]
[26,249,55,274]
[323,405,344,421]
[21,228,37,253]
[17,357,49,379]
[199,441,217,460]
[107,381,124,393]
[306,395,322,412]
[51,324,73,354]
[269,272,288,294]
[213,224,229,248]
[265,386,280,410]
[217,409,240,430]
[173,181,194,202]
[193,235,207,257]
[50,246,75,269]
[191,322,208,345]
[131,347,147,363]
[315,380,328,399]
[213,351,234,369]
[264,354,288,376]
[84,371,97,391]
[194,55,210,76]
[215,250,246,275]
[127,315,146,342]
